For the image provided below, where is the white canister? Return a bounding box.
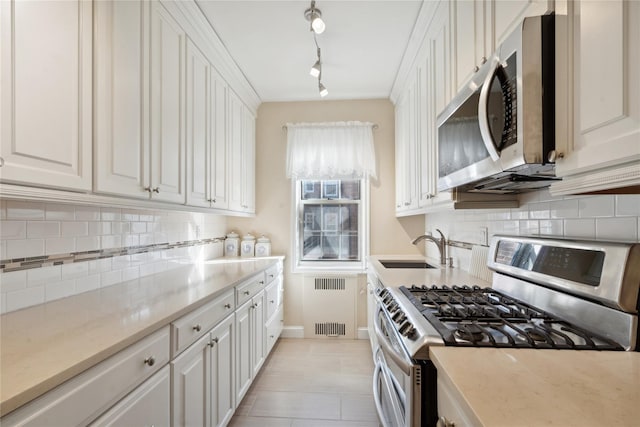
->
[255,235,271,257]
[241,233,256,257]
[224,231,240,257]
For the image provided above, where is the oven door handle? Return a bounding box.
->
[372,364,393,427]
[374,308,413,376]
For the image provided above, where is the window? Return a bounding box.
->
[293,178,368,272]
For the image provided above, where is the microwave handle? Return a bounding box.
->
[477,58,501,162]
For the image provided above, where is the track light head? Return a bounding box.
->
[304,1,326,34]
[310,59,321,78]
[319,82,328,98]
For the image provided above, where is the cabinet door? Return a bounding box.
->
[242,109,256,213]
[234,301,252,403]
[493,0,551,46]
[394,96,408,213]
[553,0,640,193]
[150,2,186,203]
[210,73,229,209]
[186,38,211,207]
[171,333,210,427]
[0,0,92,191]
[210,315,235,427]
[251,291,266,377]
[227,90,244,212]
[90,366,170,427]
[452,0,491,93]
[94,0,150,199]
[418,45,436,207]
[431,1,451,116]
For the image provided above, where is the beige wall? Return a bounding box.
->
[228,99,423,332]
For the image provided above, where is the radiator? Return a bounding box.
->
[303,275,357,339]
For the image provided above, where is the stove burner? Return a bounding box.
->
[454,324,485,342]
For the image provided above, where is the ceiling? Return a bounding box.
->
[196,0,424,102]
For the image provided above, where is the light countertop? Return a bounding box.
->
[368,254,491,288]
[0,256,283,417]
[430,347,640,427]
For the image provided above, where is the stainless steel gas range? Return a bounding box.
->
[371,235,640,427]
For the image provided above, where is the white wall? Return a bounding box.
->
[423,190,640,272]
[0,200,227,313]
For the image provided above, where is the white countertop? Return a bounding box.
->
[0,257,283,416]
[430,347,640,427]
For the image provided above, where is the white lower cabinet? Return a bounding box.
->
[0,327,170,427]
[170,314,235,427]
[90,365,171,427]
[234,290,265,404]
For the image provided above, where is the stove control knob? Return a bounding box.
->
[399,322,415,337]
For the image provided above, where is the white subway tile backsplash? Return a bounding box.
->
[45,279,76,301]
[101,270,122,287]
[121,209,140,221]
[539,219,564,236]
[6,201,45,220]
[563,219,596,239]
[579,196,615,218]
[75,205,100,221]
[6,239,45,258]
[101,235,122,249]
[60,221,88,237]
[6,286,45,312]
[519,220,540,236]
[616,195,640,217]
[27,265,61,286]
[75,236,101,252]
[61,262,89,280]
[45,237,75,254]
[529,203,550,219]
[550,199,579,219]
[131,222,147,234]
[596,217,638,242]
[27,221,60,238]
[100,208,122,221]
[0,200,6,220]
[76,274,101,294]
[0,221,27,239]
[45,203,75,221]
[89,258,112,274]
[0,270,27,293]
[122,266,140,282]
[88,221,111,236]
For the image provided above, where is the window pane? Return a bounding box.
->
[301,181,321,200]
[300,201,360,261]
[300,180,360,200]
[340,181,360,200]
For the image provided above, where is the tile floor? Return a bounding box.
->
[229,338,378,427]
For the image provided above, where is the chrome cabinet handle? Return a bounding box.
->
[243,291,250,295]
[193,324,201,332]
[143,356,155,367]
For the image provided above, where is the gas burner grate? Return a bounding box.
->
[400,285,624,350]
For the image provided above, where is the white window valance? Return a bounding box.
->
[285,121,377,180]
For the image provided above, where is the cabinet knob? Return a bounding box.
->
[259,280,264,285]
[212,198,216,203]
[404,202,410,206]
[224,303,232,309]
[473,65,480,72]
[152,187,160,193]
[208,337,219,347]
[244,291,250,295]
[0,157,4,167]
[270,300,275,304]
[481,56,487,64]
[437,416,455,427]
[143,186,151,193]
[547,150,564,162]
[270,335,274,338]
[193,324,202,332]
[269,274,274,278]
[143,356,155,367]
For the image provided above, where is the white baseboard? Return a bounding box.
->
[357,327,370,340]
[281,326,305,338]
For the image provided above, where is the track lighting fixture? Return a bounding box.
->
[304,1,328,97]
[310,48,321,78]
[304,1,325,34]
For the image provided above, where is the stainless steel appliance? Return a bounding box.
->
[436,15,557,194]
[372,236,640,427]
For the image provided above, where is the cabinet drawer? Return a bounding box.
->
[265,278,280,321]
[1,327,170,426]
[171,289,234,356]
[265,306,283,356]
[264,263,281,285]
[89,365,170,427]
[236,274,265,307]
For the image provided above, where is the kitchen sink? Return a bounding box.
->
[379,260,436,269]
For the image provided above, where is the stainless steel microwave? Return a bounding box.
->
[436,15,558,194]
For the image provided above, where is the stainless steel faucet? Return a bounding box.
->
[412,229,448,266]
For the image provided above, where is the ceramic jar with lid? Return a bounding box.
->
[241,233,256,257]
[255,235,271,257]
[224,231,240,257]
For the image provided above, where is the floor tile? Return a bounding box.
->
[248,390,341,420]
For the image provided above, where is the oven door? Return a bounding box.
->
[373,305,421,427]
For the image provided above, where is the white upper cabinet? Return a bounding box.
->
[150,2,186,204]
[94,0,150,199]
[0,0,92,191]
[228,90,256,214]
[551,0,640,194]
[186,38,212,207]
[451,0,491,93]
[210,74,229,210]
[493,0,552,46]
